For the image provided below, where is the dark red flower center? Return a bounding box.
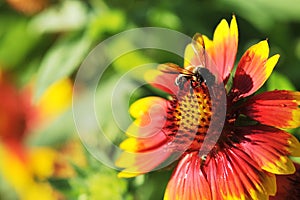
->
[163,83,214,151]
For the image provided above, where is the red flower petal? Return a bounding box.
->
[234,125,300,175]
[164,152,212,200]
[127,97,168,139]
[0,77,33,141]
[231,40,279,99]
[270,163,300,200]
[202,15,238,83]
[116,96,172,178]
[116,145,172,178]
[120,130,168,153]
[205,148,276,200]
[241,90,300,128]
[123,96,168,151]
[144,69,179,95]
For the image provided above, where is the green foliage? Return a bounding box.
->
[28,110,75,146]
[147,8,182,29]
[267,71,296,91]
[49,154,132,200]
[0,16,42,69]
[35,32,92,99]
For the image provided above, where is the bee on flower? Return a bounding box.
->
[116,16,300,200]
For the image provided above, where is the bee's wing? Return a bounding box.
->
[192,34,222,83]
[158,63,193,75]
[191,33,206,67]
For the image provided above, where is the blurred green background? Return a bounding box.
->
[0,0,300,199]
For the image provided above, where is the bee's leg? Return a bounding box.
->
[189,80,194,94]
[180,78,187,90]
[175,75,187,90]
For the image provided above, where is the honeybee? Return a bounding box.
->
[158,63,215,93]
[158,33,215,93]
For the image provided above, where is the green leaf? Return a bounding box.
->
[267,71,296,91]
[28,109,75,146]
[48,178,72,191]
[292,156,300,165]
[218,0,300,31]
[0,16,42,69]
[135,171,170,200]
[70,162,87,178]
[0,174,18,200]
[35,32,92,100]
[293,128,300,141]
[147,8,182,29]
[88,9,126,41]
[86,172,127,200]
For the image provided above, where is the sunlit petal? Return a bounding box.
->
[164,152,212,200]
[241,90,300,128]
[231,40,279,98]
[202,16,238,83]
[144,69,179,95]
[234,125,300,174]
[116,145,171,178]
[206,148,276,200]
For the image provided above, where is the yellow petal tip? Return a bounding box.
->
[119,138,138,152]
[230,15,238,38]
[118,171,140,178]
[249,40,269,59]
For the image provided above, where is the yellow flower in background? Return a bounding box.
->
[0,146,59,200]
[0,72,73,200]
[53,139,87,179]
[36,78,73,122]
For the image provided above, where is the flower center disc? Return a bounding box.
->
[165,84,213,153]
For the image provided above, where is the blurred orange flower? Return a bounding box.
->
[0,72,73,200]
[6,0,49,15]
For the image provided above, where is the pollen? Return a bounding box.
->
[164,85,212,152]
